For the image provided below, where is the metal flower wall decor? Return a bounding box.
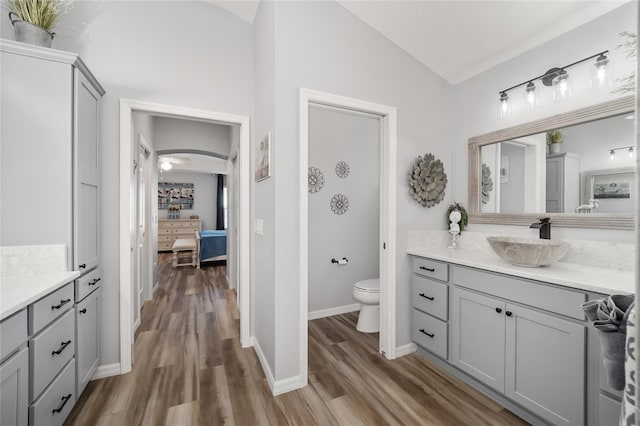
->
[308,166,325,193]
[481,163,494,205]
[335,161,350,178]
[408,153,447,207]
[330,194,349,215]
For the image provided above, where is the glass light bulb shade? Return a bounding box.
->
[498,92,510,118]
[610,150,616,160]
[552,71,572,102]
[629,147,634,158]
[523,82,537,110]
[590,55,612,90]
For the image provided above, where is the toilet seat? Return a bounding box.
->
[354,278,380,293]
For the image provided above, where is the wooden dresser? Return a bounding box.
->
[158,219,202,251]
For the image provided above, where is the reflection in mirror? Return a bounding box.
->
[478,112,635,215]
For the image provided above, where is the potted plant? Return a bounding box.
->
[446,202,468,233]
[8,0,70,48]
[546,129,563,154]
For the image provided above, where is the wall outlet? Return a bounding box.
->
[254,218,264,235]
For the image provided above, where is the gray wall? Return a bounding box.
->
[252,0,276,374]
[160,171,218,230]
[153,117,231,158]
[451,2,637,243]
[6,1,255,366]
[262,1,453,380]
[499,143,525,213]
[308,106,380,313]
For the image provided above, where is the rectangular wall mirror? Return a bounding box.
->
[468,95,635,229]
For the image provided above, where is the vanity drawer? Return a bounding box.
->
[412,309,448,359]
[412,275,448,321]
[30,310,75,400]
[29,358,75,426]
[452,265,586,320]
[413,257,448,282]
[0,309,27,361]
[29,283,74,335]
[75,267,102,302]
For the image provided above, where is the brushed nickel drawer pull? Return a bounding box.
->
[52,340,71,356]
[51,299,71,310]
[418,293,434,301]
[419,329,434,338]
[419,266,435,272]
[52,394,72,414]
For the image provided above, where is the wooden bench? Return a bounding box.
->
[172,238,200,269]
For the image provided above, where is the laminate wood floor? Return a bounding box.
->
[66,253,528,426]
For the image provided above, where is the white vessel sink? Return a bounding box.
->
[487,236,570,267]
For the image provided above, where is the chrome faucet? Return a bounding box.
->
[530,218,551,239]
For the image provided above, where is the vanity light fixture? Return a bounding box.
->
[608,146,634,160]
[497,50,609,114]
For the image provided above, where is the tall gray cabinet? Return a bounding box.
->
[0,39,104,423]
[546,152,581,213]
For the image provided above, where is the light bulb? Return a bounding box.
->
[498,91,510,118]
[629,147,634,159]
[553,70,572,102]
[524,81,537,109]
[161,161,172,171]
[610,150,616,160]
[591,53,610,89]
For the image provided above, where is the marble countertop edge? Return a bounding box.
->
[407,247,634,296]
[0,271,80,320]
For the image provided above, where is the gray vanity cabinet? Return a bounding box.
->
[75,286,101,396]
[1,348,29,426]
[546,153,580,213]
[451,288,506,393]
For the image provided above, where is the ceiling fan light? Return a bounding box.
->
[161,161,172,171]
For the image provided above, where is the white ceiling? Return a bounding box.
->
[159,153,228,175]
[205,0,629,85]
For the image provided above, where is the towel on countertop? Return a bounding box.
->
[582,294,635,391]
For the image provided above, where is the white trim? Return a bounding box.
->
[120,99,252,376]
[251,336,275,393]
[273,375,303,396]
[92,363,121,380]
[299,88,398,388]
[308,303,360,320]
[395,342,418,358]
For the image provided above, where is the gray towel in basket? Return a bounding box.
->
[582,294,635,391]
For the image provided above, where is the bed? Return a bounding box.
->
[196,230,227,264]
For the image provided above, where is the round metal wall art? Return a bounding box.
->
[335,161,350,178]
[308,166,325,193]
[481,163,494,205]
[330,194,349,215]
[408,153,448,208]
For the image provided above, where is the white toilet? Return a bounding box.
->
[353,278,380,333]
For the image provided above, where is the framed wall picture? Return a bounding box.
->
[256,132,271,181]
[158,182,194,209]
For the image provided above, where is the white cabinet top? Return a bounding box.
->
[407,231,633,295]
[0,271,80,320]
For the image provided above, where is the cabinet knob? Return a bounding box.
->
[79,263,87,269]
[79,308,87,314]
[506,311,513,317]
[495,307,502,314]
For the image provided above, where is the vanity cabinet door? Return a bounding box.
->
[1,347,28,426]
[452,287,506,393]
[505,304,585,426]
[76,288,101,397]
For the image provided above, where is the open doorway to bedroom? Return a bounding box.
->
[119,100,250,374]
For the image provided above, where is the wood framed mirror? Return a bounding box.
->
[468,95,635,229]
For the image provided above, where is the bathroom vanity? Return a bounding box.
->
[407,232,632,426]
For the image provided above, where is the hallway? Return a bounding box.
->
[66,254,526,425]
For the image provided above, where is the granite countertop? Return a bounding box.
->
[407,231,634,296]
[0,271,80,320]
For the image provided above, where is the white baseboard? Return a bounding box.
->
[252,336,303,396]
[92,363,121,380]
[395,342,418,358]
[308,303,360,320]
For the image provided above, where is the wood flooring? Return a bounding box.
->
[65,253,528,426]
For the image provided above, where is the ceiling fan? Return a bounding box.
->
[158,155,191,171]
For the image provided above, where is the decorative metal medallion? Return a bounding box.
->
[481,163,494,205]
[330,194,349,215]
[408,153,448,208]
[308,167,325,193]
[335,161,350,178]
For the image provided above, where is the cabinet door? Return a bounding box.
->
[546,156,563,213]
[452,287,506,393]
[74,70,101,272]
[76,288,101,396]
[1,347,28,426]
[505,304,585,426]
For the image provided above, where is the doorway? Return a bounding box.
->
[119,99,251,374]
[299,88,398,387]
[133,140,152,332]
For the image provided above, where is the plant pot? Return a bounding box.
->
[548,143,562,154]
[10,12,54,48]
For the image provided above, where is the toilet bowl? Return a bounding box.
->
[353,278,380,333]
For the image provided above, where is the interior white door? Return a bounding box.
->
[134,145,148,330]
[233,157,240,301]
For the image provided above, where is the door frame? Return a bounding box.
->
[133,140,151,332]
[119,99,251,374]
[299,88,397,386]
